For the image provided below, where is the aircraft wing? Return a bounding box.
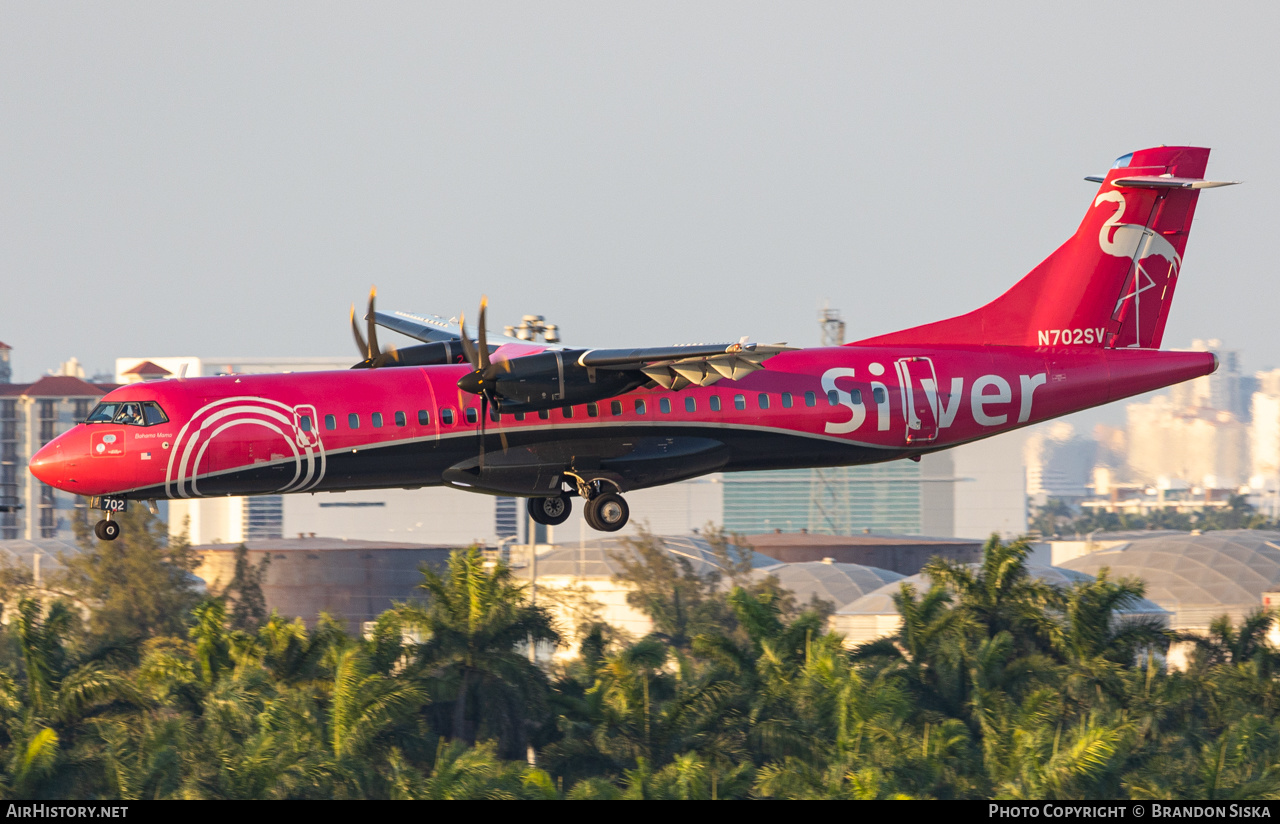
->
[579,341,794,389]
[372,310,564,349]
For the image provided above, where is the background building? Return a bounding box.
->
[834,565,1169,649]
[721,452,956,536]
[1059,531,1280,633]
[1024,422,1096,503]
[192,536,454,629]
[0,349,114,540]
[950,429,1029,540]
[1250,368,1280,517]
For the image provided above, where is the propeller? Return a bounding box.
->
[455,297,505,469]
[350,287,399,368]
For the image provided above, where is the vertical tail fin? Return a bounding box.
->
[858,146,1236,349]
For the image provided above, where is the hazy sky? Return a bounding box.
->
[2,2,1276,383]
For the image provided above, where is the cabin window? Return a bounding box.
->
[325,414,337,431]
[371,412,384,428]
[538,409,550,420]
[465,408,478,424]
[348,413,360,429]
[395,411,407,427]
[610,401,622,416]
[685,397,696,413]
[441,408,455,425]
[758,393,770,410]
[659,398,671,414]
[781,392,793,408]
[487,406,499,423]
[515,411,526,421]
[827,390,839,406]
[299,415,313,433]
[561,406,573,419]
[873,387,887,404]
[805,391,817,407]
[634,399,647,415]
[734,394,746,411]
[850,389,864,404]
[587,403,599,418]
[417,410,430,426]
[710,396,722,412]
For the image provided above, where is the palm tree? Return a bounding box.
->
[406,548,558,756]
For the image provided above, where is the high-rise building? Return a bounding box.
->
[1169,340,1252,421]
[1024,422,1097,502]
[1126,395,1249,489]
[1250,369,1280,517]
[721,452,955,536]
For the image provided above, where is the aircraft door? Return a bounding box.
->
[895,357,939,443]
[293,405,320,448]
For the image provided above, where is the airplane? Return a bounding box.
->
[31,146,1238,542]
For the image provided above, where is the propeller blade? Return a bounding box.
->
[478,393,488,471]
[458,312,479,367]
[477,297,491,371]
[351,305,370,359]
[366,287,380,363]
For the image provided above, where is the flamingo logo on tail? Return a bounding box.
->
[1093,191,1181,348]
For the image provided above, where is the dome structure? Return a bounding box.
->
[751,561,903,608]
[1058,530,1280,630]
[832,564,1169,648]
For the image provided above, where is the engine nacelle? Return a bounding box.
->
[488,351,647,412]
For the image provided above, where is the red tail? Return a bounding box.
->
[859,146,1221,349]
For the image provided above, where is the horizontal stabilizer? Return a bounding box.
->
[1085,175,1240,189]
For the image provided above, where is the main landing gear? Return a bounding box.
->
[583,492,629,533]
[527,476,632,533]
[94,515,120,542]
[527,494,573,527]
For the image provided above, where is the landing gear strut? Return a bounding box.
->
[94,515,120,542]
[561,471,631,533]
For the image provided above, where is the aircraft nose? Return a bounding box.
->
[29,439,65,487]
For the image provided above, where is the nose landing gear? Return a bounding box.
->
[94,516,120,541]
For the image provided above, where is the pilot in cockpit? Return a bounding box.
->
[117,403,144,426]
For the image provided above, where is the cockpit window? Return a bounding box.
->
[86,403,118,423]
[114,403,146,425]
[85,401,169,426]
[142,402,169,425]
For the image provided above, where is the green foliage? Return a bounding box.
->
[59,506,201,646]
[5,531,1280,799]
[1031,495,1278,538]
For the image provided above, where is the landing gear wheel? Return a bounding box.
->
[95,519,120,541]
[527,495,572,526]
[585,492,629,533]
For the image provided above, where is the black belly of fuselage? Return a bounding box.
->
[128,422,910,501]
